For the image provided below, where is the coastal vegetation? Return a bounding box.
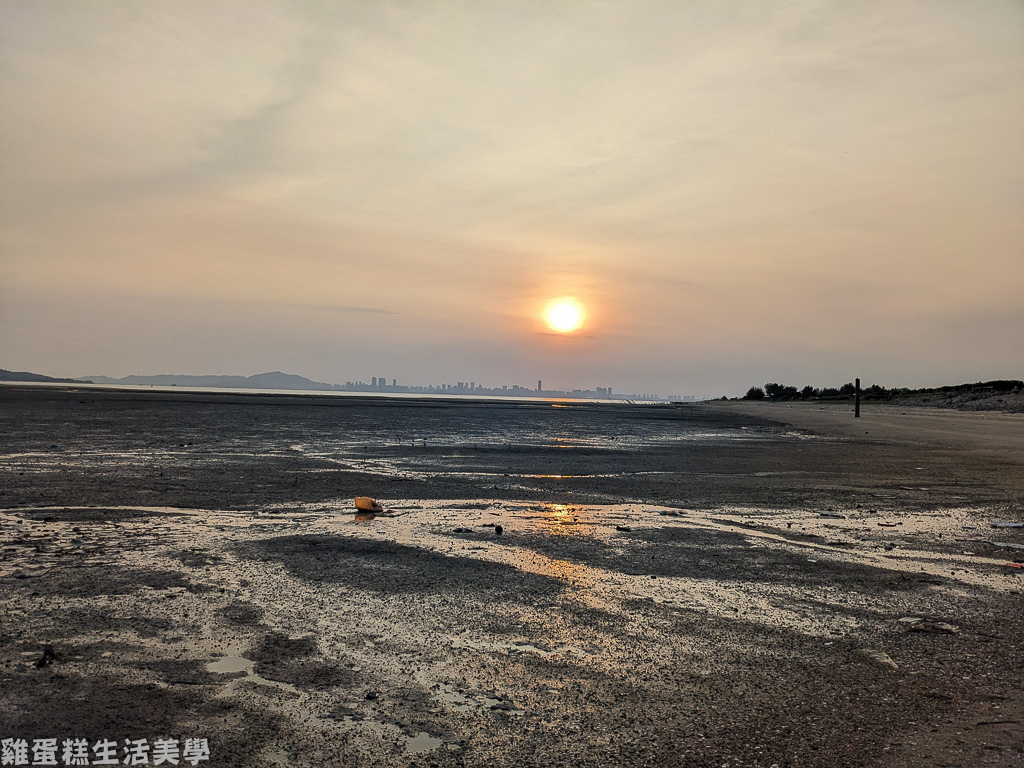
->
[742,379,1024,412]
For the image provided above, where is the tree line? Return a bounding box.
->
[742,379,1023,401]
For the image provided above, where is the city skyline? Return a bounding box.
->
[79,368,681,401]
[339,376,672,401]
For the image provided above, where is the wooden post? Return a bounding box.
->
[855,377,861,418]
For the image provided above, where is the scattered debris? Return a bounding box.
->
[353,497,407,517]
[992,542,1024,551]
[1004,563,1024,570]
[899,617,958,634]
[354,497,384,513]
[991,521,1024,529]
[859,649,898,670]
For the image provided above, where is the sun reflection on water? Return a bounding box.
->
[536,503,593,537]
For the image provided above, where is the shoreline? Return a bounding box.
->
[0,380,653,406]
[707,399,1024,457]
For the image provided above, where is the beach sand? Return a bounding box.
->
[1,386,1022,767]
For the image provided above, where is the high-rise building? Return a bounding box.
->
[537,380,542,392]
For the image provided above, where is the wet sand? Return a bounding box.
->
[724,400,1024,459]
[1,386,1022,767]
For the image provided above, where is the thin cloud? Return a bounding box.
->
[1,1,1021,394]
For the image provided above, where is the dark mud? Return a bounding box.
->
[2,385,1023,768]
[4,385,1020,513]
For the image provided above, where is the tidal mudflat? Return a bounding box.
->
[1,386,1022,767]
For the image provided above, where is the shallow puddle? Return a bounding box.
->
[450,636,587,660]
[205,655,304,700]
[431,683,503,711]
[205,655,254,674]
[404,731,443,754]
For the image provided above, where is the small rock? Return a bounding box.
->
[494,525,503,536]
[615,525,632,532]
[859,648,898,670]
[906,620,958,634]
[34,646,58,668]
[365,691,378,700]
[819,512,846,519]
[13,566,51,579]
[991,521,1024,529]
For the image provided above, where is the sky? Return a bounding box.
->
[1,1,1022,398]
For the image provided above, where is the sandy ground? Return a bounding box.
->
[723,401,1024,457]
[1,386,1023,768]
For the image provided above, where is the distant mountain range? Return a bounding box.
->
[81,371,338,390]
[0,368,338,390]
[0,368,93,384]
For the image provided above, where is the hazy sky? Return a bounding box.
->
[2,1,1021,397]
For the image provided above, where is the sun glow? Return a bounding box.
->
[544,299,585,333]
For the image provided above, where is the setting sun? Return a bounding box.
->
[544,299,585,333]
